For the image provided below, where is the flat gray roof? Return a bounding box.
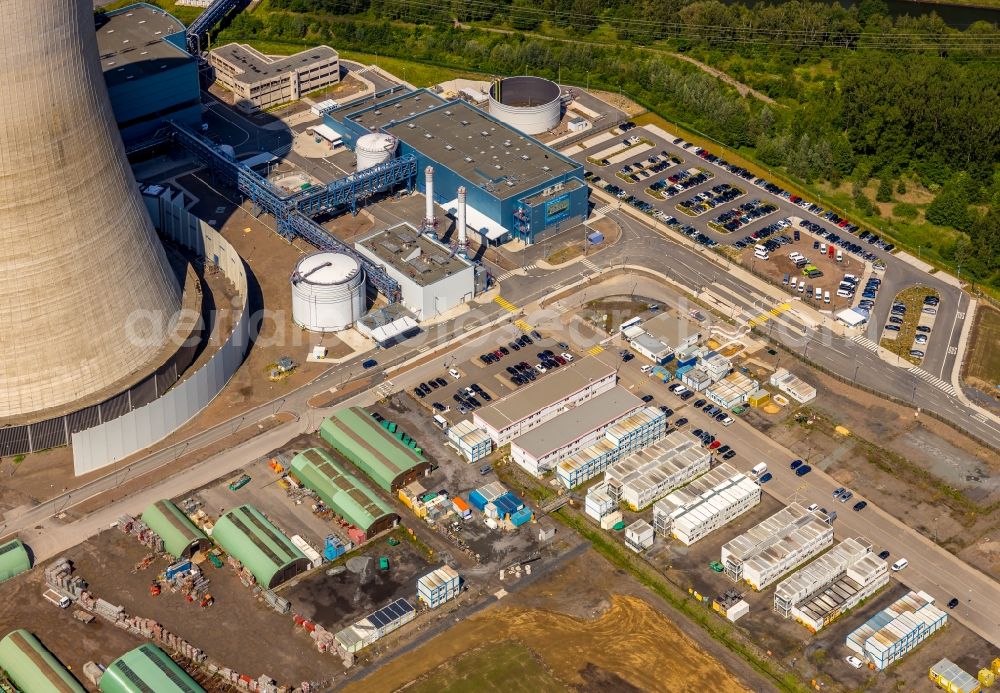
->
[348,90,447,131]
[355,223,471,286]
[211,43,338,85]
[384,101,579,200]
[642,312,702,347]
[513,386,643,459]
[475,356,616,431]
[96,5,191,87]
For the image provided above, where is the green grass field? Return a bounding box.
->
[408,641,568,693]
[965,305,1000,388]
[879,285,937,365]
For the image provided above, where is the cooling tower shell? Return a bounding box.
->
[356,133,397,171]
[488,76,562,135]
[0,0,182,421]
[291,252,366,332]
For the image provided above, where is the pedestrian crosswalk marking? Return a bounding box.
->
[581,258,600,272]
[908,368,958,396]
[494,296,518,313]
[495,264,536,282]
[587,345,605,355]
[746,302,790,328]
[851,334,880,352]
[595,204,615,215]
[514,319,533,332]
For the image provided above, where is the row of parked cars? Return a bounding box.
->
[648,168,714,198]
[731,218,791,250]
[712,199,778,232]
[676,183,743,215]
[478,331,541,365]
[798,219,884,264]
[618,151,683,183]
[505,348,574,386]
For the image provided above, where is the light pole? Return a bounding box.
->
[852,362,860,385]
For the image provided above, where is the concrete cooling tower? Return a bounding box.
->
[0,0,182,420]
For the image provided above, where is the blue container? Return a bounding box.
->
[587,231,605,245]
[469,489,488,512]
[510,507,533,527]
[165,559,192,580]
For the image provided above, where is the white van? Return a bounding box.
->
[790,277,798,289]
[640,364,653,374]
[433,414,448,430]
[751,462,768,477]
[824,290,831,304]
[814,287,822,300]
[754,244,769,260]
[836,249,843,262]
[891,558,909,572]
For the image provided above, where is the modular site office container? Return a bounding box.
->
[845,590,947,670]
[510,507,533,527]
[929,658,981,693]
[417,565,461,608]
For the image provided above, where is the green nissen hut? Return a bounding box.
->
[0,629,85,693]
[141,500,211,558]
[290,448,398,540]
[0,539,30,582]
[211,505,309,588]
[99,644,204,693]
[319,407,430,492]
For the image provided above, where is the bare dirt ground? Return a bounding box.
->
[341,547,753,693]
[744,350,1000,577]
[962,303,1000,410]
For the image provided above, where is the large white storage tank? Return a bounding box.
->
[355,133,397,171]
[290,252,366,332]
[488,76,562,135]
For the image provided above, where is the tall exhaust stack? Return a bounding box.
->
[457,186,469,258]
[423,166,436,237]
[0,0,182,420]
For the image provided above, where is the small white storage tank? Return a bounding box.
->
[355,133,397,171]
[290,252,366,332]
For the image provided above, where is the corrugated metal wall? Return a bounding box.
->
[71,201,250,475]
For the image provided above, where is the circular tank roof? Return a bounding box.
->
[357,132,397,152]
[294,252,360,285]
[489,76,561,107]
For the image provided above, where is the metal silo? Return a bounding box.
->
[355,133,397,171]
[0,0,182,420]
[290,252,367,332]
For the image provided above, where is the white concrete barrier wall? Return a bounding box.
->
[72,202,250,474]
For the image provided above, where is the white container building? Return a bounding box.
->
[769,368,817,404]
[652,463,760,545]
[417,565,461,608]
[585,481,616,521]
[447,420,493,463]
[706,371,760,410]
[700,351,733,383]
[721,503,834,591]
[555,406,667,488]
[681,368,712,392]
[603,430,710,510]
[624,519,654,553]
[473,356,617,446]
[290,252,366,332]
[640,312,703,352]
[781,540,889,633]
[510,387,647,476]
[845,591,947,670]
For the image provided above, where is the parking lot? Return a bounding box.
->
[410,331,580,427]
[880,286,941,366]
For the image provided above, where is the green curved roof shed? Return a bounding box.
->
[0,539,31,582]
[99,643,204,693]
[211,505,309,588]
[0,629,85,693]
[290,448,398,539]
[141,500,210,558]
[319,406,430,492]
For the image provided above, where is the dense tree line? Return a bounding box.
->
[232,0,1000,287]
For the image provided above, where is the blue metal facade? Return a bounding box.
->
[102,5,202,145]
[324,92,588,244]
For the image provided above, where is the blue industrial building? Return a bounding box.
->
[96,3,202,145]
[324,90,588,245]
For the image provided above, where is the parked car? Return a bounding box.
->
[877,550,890,560]
[853,500,868,511]
[641,394,654,403]
[839,490,854,503]
[790,459,803,470]
[845,656,864,669]
[362,359,378,369]
[758,472,773,484]
[722,450,736,460]
[795,465,812,476]
[947,597,959,609]
[833,487,845,498]
[674,417,689,427]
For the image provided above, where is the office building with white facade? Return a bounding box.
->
[604,431,710,510]
[722,503,834,591]
[554,407,667,488]
[511,387,648,476]
[652,463,761,545]
[777,538,889,632]
[846,591,947,670]
[473,356,616,446]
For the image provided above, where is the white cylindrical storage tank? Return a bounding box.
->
[488,76,562,135]
[290,252,366,332]
[355,133,397,171]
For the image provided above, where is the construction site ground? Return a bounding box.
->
[741,348,1000,578]
[340,544,754,693]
